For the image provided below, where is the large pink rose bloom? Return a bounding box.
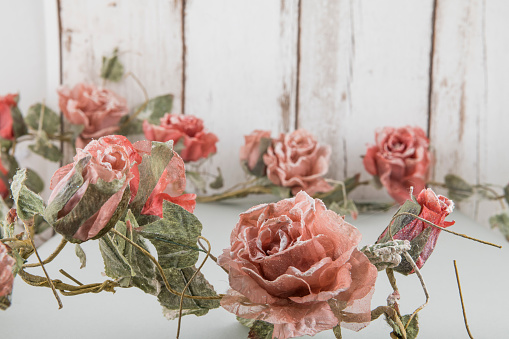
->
[58,83,128,148]
[0,93,17,140]
[263,129,333,195]
[218,191,377,339]
[363,126,430,204]
[0,242,15,298]
[143,113,218,162]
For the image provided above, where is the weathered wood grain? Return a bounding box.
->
[299,0,434,201]
[184,0,299,191]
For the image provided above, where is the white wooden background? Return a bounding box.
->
[4,0,509,224]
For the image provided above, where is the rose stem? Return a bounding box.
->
[390,212,502,249]
[370,306,407,339]
[119,72,149,129]
[195,185,273,203]
[59,269,84,286]
[37,100,46,138]
[453,260,475,339]
[23,237,67,268]
[176,236,212,339]
[401,252,429,330]
[22,221,63,309]
[197,238,229,274]
[110,228,223,300]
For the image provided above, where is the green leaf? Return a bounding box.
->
[129,141,173,215]
[315,174,360,206]
[10,103,27,138]
[271,185,291,199]
[237,316,257,328]
[68,124,85,149]
[135,201,202,268]
[489,213,509,242]
[444,174,474,202]
[10,169,44,222]
[25,103,60,136]
[33,214,51,235]
[24,169,44,194]
[28,130,63,162]
[158,266,220,319]
[209,167,223,189]
[99,228,134,281]
[136,94,174,124]
[388,314,419,339]
[75,244,86,269]
[187,171,207,194]
[248,320,274,339]
[100,48,124,82]
[117,115,143,136]
[329,199,358,219]
[378,199,421,244]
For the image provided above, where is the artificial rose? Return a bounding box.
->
[218,191,377,339]
[143,113,218,162]
[58,83,128,148]
[377,188,454,274]
[48,135,138,242]
[363,126,430,204]
[0,93,17,140]
[239,130,271,176]
[132,140,196,217]
[263,129,333,195]
[0,158,9,199]
[0,242,15,298]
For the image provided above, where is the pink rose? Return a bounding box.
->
[218,191,377,339]
[363,126,430,204]
[377,188,454,273]
[0,158,9,199]
[0,93,17,140]
[0,242,15,298]
[132,140,196,217]
[143,113,218,162]
[263,129,333,195]
[58,83,128,148]
[239,130,271,176]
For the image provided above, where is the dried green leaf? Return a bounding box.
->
[11,103,27,138]
[136,94,174,124]
[117,115,143,136]
[75,244,86,269]
[329,199,358,219]
[187,171,207,194]
[28,130,62,162]
[33,214,51,235]
[209,167,223,189]
[158,265,220,319]
[248,320,274,339]
[332,325,342,339]
[444,174,474,202]
[0,294,12,311]
[388,313,419,339]
[489,213,509,242]
[68,124,85,149]
[361,240,411,271]
[100,48,124,82]
[315,174,360,206]
[99,230,134,282]
[237,316,257,328]
[11,169,44,222]
[25,103,60,136]
[129,141,173,215]
[136,201,202,268]
[271,186,291,199]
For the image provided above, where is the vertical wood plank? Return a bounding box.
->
[299,0,434,201]
[429,0,487,221]
[185,0,299,190]
[59,0,183,161]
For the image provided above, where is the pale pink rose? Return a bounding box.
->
[132,140,196,217]
[143,113,218,162]
[218,191,377,339]
[58,83,128,148]
[363,126,431,204]
[49,135,139,242]
[263,129,333,195]
[0,93,17,140]
[239,130,271,175]
[0,242,15,298]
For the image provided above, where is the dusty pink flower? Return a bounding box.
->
[0,242,15,298]
[143,113,218,162]
[49,135,139,242]
[363,126,430,204]
[218,191,377,339]
[0,158,9,199]
[377,188,454,273]
[0,93,17,140]
[239,130,271,176]
[263,129,333,195]
[58,83,128,148]
[132,140,196,217]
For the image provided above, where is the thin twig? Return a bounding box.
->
[370,306,407,339]
[197,238,229,274]
[119,72,150,130]
[59,269,84,286]
[23,237,67,268]
[196,185,273,203]
[454,260,475,339]
[402,252,429,330]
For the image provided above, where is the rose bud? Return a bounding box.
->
[263,129,333,196]
[239,130,272,177]
[46,135,139,242]
[58,83,129,148]
[143,113,218,162]
[363,126,430,204]
[219,191,377,339]
[0,94,17,141]
[0,242,15,299]
[377,188,455,274]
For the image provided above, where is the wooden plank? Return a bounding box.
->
[429,0,487,222]
[59,0,183,162]
[299,0,434,201]
[184,0,299,191]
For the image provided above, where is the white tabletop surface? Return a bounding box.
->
[2,196,508,338]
